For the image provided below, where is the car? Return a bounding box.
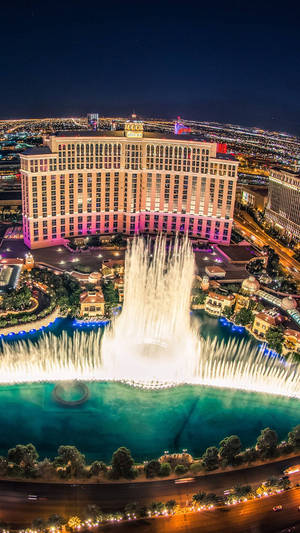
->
[174,477,195,484]
[273,505,283,512]
[224,489,234,496]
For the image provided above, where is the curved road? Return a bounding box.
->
[234,213,300,282]
[0,456,299,527]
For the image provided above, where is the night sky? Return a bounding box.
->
[1,0,300,134]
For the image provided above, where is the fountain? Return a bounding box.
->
[0,236,299,398]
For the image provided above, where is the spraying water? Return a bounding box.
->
[0,236,299,398]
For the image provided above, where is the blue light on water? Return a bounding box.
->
[72,319,110,329]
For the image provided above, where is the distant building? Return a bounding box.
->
[241,276,260,295]
[87,113,99,130]
[252,309,285,338]
[236,184,268,211]
[204,265,226,278]
[234,293,253,314]
[174,117,191,135]
[266,168,300,239]
[205,291,235,316]
[101,259,124,278]
[20,122,238,249]
[79,289,105,317]
[283,328,300,355]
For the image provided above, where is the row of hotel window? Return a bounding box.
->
[23,147,236,175]
[24,175,234,216]
[27,216,230,242]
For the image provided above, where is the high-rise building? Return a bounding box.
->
[20,121,238,249]
[87,113,99,130]
[266,168,300,239]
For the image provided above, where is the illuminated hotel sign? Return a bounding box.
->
[125,121,144,138]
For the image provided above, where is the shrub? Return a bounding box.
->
[174,464,188,475]
[159,462,171,477]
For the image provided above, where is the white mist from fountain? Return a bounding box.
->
[0,235,299,398]
[101,236,199,384]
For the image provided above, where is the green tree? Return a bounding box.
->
[145,460,161,478]
[1,285,32,311]
[159,462,171,477]
[192,290,207,305]
[165,500,177,513]
[32,518,46,529]
[89,460,107,477]
[7,443,38,467]
[202,446,219,471]
[288,425,300,448]
[111,447,134,479]
[265,326,284,354]
[235,308,254,326]
[280,279,297,294]
[54,445,86,477]
[36,458,55,479]
[256,428,278,458]
[264,246,280,276]
[47,514,65,527]
[112,233,126,247]
[150,501,165,514]
[289,351,300,363]
[219,435,242,465]
[85,504,102,520]
[102,280,119,304]
[192,492,218,506]
[247,259,264,275]
[242,447,259,464]
[223,306,234,320]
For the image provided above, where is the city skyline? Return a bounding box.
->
[1,0,300,135]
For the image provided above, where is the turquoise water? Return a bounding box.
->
[0,382,298,462]
[0,312,298,462]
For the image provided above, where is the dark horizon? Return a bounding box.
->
[1,0,300,136]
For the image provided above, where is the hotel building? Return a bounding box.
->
[20,122,238,249]
[266,168,300,239]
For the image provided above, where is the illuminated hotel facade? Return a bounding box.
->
[266,168,300,239]
[20,122,238,249]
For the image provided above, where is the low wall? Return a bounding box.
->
[0,308,60,336]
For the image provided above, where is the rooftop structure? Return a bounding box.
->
[242,275,260,294]
[205,265,226,278]
[205,290,235,316]
[253,308,285,338]
[79,289,105,317]
[281,296,297,311]
[217,244,261,264]
[20,122,238,249]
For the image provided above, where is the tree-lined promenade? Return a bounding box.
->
[1,425,299,483]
